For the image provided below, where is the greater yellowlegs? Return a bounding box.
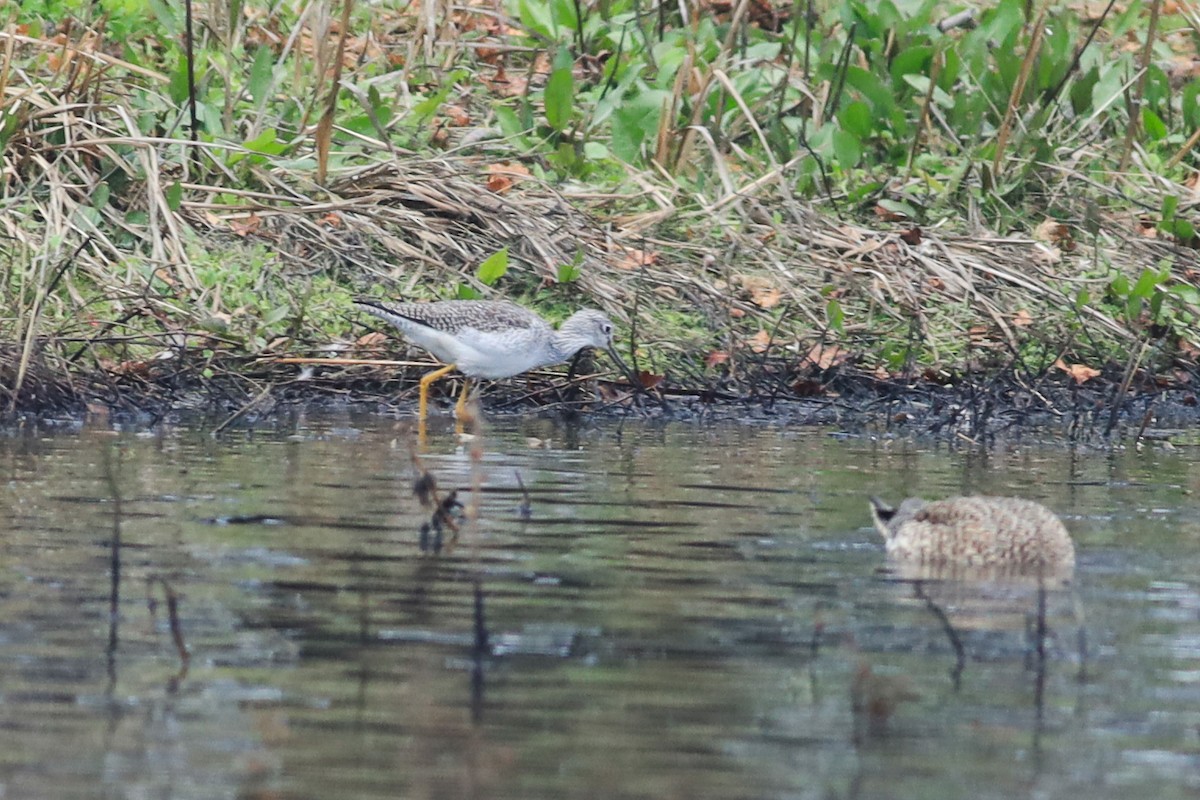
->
[868,496,1075,571]
[354,298,634,422]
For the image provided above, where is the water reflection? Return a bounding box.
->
[0,417,1197,798]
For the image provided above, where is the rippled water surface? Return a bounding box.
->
[2,414,1199,799]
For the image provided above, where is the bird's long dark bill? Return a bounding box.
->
[604,345,640,387]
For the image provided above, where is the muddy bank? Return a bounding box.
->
[5,345,1198,445]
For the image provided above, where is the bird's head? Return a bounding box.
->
[868,496,924,541]
[560,309,617,351]
[558,309,637,385]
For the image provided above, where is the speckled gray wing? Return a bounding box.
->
[354,299,545,334]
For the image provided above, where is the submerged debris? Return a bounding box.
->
[515,470,532,520]
[851,661,920,741]
[411,454,463,554]
[146,576,190,691]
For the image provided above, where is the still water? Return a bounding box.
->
[1,413,1199,799]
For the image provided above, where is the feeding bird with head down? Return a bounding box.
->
[868,495,1075,576]
[353,298,635,423]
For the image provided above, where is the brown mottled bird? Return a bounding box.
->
[868,496,1075,574]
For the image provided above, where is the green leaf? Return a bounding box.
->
[1175,219,1196,241]
[249,46,276,105]
[583,141,610,160]
[73,207,102,227]
[494,105,528,139]
[545,49,575,132]
[1142,107,1167,141]
[901,74,954,108]
[244,129,288,156]
[1161,194,1179,222]
[93,181,111,210]
[1131,268,1160,300]
[1074,288,1090,310]
[1070,67,1100,116]
[838,101,872,139]
[411,70,468,122]
[476,247,509,285]
[1184,79,1200,130]
[877,198,918,219]
[1127,295,1142,320]
[165,180,183,211]
[826,297,845,333]
[557,262,582,283]
[1150,291,1165,319]
[168,58,191,105]
[889,45,932,85]
[610,91,666,163]
[843,66,895,116]
[263,304,291,326]
[147,0,182,35]
[831,130,862,168]
[456,284,482,300]
[1092,63,1128,113]
[518,0,556,38]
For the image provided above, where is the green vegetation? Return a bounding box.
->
[3,0,1200,410]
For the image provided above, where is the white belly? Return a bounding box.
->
[407,326,555,378]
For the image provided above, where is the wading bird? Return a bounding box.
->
[868,495,1075,572]
[354,298,633,425]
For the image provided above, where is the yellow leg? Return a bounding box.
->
[455,378,472,419]
[418,364,457,423]
[454,378,472,436]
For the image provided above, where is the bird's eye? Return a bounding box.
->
[603,323,612,334]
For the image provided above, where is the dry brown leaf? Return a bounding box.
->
[110,360,153,376]
[229,214,262,237]
[750,286,782,308]
[483,65,529,97]
[489,161,532,179]
[637,371,664,389]
[430,123,450,148]
[800,344,849,370]
[1012,309,1033,327]
[734,274,782,308]
[356,332,389,348]
[486,173,514,194]
[443,104,471,126]
[968,325,992,343]
[874,204,908,222]
[791,378,824,397]
[1033,218,1069,244]
[616,248,658,270]
[705,350,730,368]
[747,329,771,353]
[1056,358,1101,385]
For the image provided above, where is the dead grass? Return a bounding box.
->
[2,8,1200,418]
